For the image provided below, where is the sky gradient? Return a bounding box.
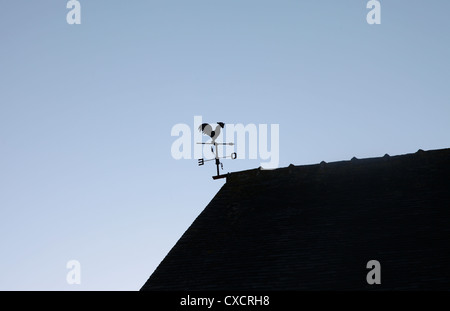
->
[0,1,449,290]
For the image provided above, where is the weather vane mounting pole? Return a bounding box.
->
[197,122,237,180]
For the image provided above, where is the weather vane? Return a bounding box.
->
[197,122,237,180]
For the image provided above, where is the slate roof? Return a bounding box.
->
[141,148,450,290]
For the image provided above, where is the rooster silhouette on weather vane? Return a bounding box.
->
[198,122,225,144]
[197,122,237,180]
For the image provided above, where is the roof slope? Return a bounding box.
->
[141,148,450,290]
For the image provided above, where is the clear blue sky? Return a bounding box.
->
[0,1,449,290]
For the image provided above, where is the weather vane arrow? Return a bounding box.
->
[197,122,237,180]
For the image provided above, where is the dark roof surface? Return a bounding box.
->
[141,148,450,290]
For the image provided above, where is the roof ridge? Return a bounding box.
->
[225,147,450,183]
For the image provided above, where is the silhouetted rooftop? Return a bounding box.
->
[141,148,450,290]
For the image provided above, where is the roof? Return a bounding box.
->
[141,148,450,290]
